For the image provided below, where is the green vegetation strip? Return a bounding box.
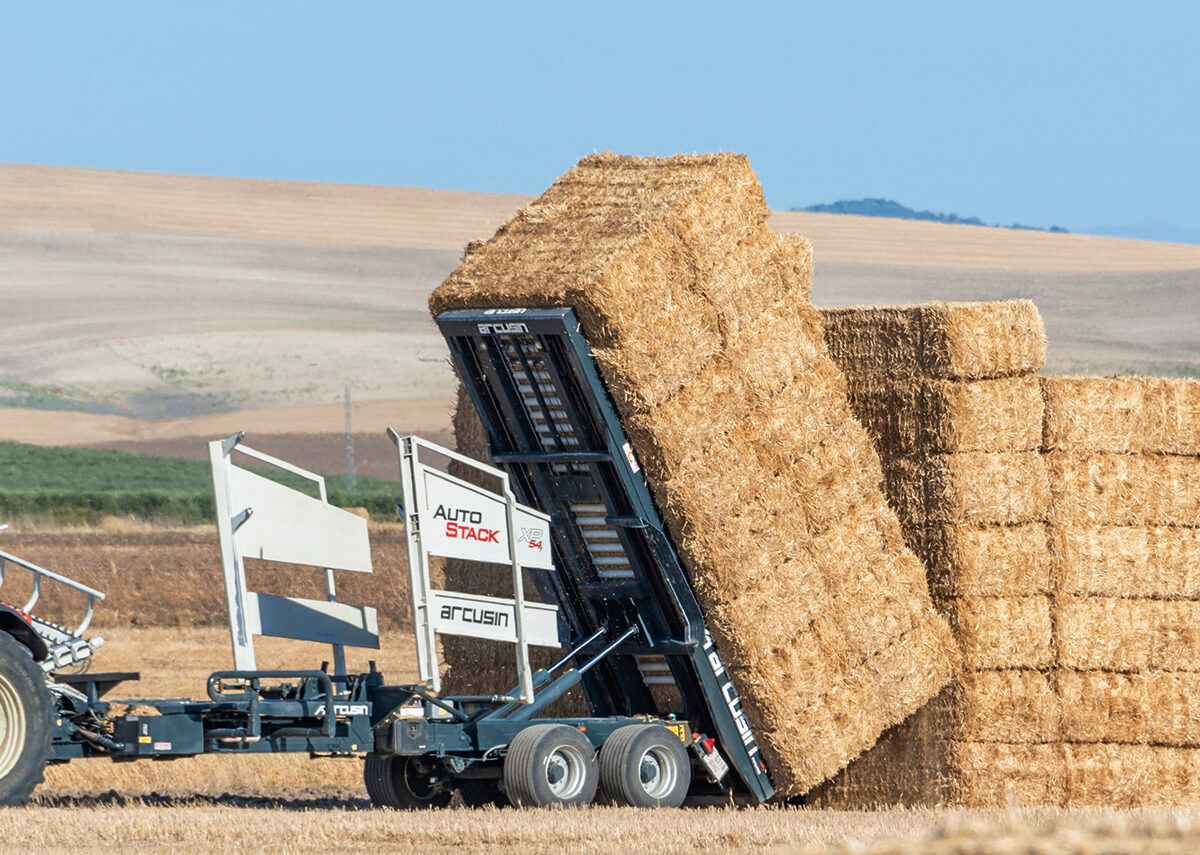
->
[0,442,401,524]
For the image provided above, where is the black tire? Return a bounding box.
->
[456,778,509,808]
[599,724,691,808]
[363,754,453,809]
[0,632,51,805]
[503,724,598,807]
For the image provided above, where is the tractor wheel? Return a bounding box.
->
[599,724,691,807]
[363,754,453,809]
[0,632,51,805]
[503,724,598,808]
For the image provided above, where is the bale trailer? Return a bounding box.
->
[0,307,774,808]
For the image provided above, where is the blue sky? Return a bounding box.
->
[3,2,1197,235]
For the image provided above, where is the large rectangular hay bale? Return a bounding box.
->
[1058,670,1200,746]
[958,669,1061,742]
[840,377,1043,457]
[1043,376,1200,455]
[924,452,1051,525]
[954,742,1067,808]
[1064,745,1200,806]
[1056,597,1200,671]
[923,523,1052,597]
[919,300,1047,380]
[922,376,1044,453]
[430,153,954,797]
[1052,525,1200,598]
[1047,452,1200,526]
[822,300,1046,381]
[946,595,1054,670]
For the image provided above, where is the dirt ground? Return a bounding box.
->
[2,164,1198,449]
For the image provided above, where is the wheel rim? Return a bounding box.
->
[637,746,677,801]
[543,744,588,801]
[0,674,26,780]
[398,758,444,802]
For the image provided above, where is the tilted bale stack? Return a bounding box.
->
[429,153,956,796]
[814,300,1055,807]
[1042,376,1200,805]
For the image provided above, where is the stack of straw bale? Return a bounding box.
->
[1041,376,1200,805]
[814,305,1200,807]
[430,153,956,797]
[815,300,1055,806]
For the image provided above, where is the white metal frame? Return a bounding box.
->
[0,525,107,671]
[391,429,558,704]
[209,432,378,674]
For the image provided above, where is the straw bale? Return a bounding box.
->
[958,669,1061,743]
[1052,525,1200,598]
[822,306,924,379]
[762,614,957,796]
[1042,376,1200,455]
[838,377,1042,459]
[945,595,1054,670]
[821,300,1046,382]
[924,452,1051,525]
[430,153,955,798]
[621,302,839,491]
[921,376,1044,453]
[923,523,1052,597]
[1047,452,1200,527]
[1058,670,1200,747]
[704,504,935,707]
[1056,597,1200,672]
[918,300,1046,380]
[1063,745,1200,807]
[953,742,1066,807]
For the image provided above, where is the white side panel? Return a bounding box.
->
[429,589,560,648]
[230,466,372,572]
[245,592,380,649]
[420,468,553,570]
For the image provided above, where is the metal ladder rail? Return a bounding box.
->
[0,547,106,669]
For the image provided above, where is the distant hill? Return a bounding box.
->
[797,198,1069,234]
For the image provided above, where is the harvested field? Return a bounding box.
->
[430,153,954,796]
[9,804,1200,855]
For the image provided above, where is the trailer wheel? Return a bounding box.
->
[456,778,509,808]
[503,724,598,807]
[599,724,691,808]
[363,754,453,809]
[0,632,51,805]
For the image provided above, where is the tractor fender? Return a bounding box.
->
[0,606,48,663]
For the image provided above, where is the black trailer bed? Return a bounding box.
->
[437,307,774,802]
